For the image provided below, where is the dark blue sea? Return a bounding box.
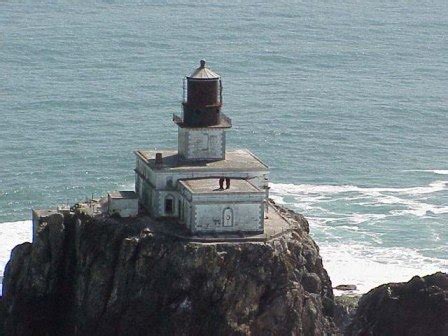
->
[1,0,447,294]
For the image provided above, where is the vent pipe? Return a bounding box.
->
[155,153,163,169]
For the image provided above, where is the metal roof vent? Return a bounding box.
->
[155,152,163,169]
[188,60,220,79]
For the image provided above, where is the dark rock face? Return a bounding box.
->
[333,295,359,334]
[3,208,338,336]
[1,296,5,336]
[346,272,448,336]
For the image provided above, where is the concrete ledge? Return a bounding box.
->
[101,201,297,244]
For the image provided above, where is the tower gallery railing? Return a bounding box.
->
[173,113,232,127]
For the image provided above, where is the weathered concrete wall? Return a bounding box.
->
[108,198,138,218]
[135,157,156,186]
[193,192,264,203]
[136,177,154,213]
[155,190,180,218]
[190,202,263,233]
[137,175,182,218]
[136,170,268,220]
[178,128,225,160]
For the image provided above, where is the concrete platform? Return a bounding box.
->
[134,149,268,172]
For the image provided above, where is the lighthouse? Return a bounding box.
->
[134,61,269,234]
[174,60,232,161]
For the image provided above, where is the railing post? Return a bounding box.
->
[183,77,187,103]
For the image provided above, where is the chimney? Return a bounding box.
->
[155,152,163,169]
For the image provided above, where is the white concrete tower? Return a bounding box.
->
[173,60,232,161]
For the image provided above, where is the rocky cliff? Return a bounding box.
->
[346,272,448,336]
[2,205,338,336]
[0,296,5,336]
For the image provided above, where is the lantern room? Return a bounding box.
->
[182,60,222,127]
[173,60,232,161]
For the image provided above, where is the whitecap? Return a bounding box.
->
[271,183,362,195]
[406,169,448,175]
[270,180,448,219]
[433,170,448,175]
[348,213,388,225]
[272,180,448,196]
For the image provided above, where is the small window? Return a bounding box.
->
[202,133,209,150]
[165,195,174,214]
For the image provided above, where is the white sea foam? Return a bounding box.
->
[271,180,447,197]
[433,170,448,175]
[271,180,448,218]
[270,180,448,294]
[370,192,448,217]
[322,242,448,295]
[348,213,388,225]
[406,169,448,175]
[271,183,362,195]
[0,220,32,295]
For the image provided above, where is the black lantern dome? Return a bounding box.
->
[182,60,223,127]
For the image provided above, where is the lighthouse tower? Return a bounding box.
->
[174,60,232,161]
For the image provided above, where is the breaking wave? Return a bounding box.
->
[407,169,448,175]
[271,179,448,218]
[270,177,448,294]
[322,242,447,295]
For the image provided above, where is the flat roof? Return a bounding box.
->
[32,209,60,217]
[179,178,263,194]
[108,191,138,199]
[135,149,269,172]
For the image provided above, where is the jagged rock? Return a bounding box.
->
[334,285,356,291]
[333,295,359,334]
[2,206,339,336]
[346,272,448,336]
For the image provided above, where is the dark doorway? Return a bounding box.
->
[165,197,174,214]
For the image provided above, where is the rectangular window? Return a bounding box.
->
[202,133,209,151]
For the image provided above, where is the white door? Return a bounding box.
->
[223,208,233,227]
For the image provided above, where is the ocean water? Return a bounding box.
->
[1,1,447,294]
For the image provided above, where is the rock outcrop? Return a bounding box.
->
[333,295,359,334]
[3,206,338,336]
[346,272,448,336]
